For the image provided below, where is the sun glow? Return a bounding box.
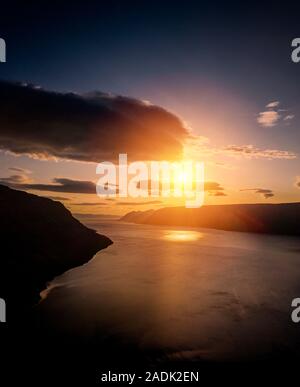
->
[171,164,195,187]
[96,155,205,208]
[162,230,204,242]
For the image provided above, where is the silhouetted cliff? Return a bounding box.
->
[121,203,300,236]
[0,184,112,314]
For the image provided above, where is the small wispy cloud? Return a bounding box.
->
[208,191,227,197]
[257,110,280,127]
[0,173,31,185]
[284,114,295,121]
[9,167,32,174]
[294,176,300,189]
[266,101,280,108]
[224,145,296,159]
[204,181,226,197]
[185,135,296,161]
[257,101,295,127]
[204,182,224,191]
[240,188,274,199]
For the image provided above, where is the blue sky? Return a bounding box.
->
[0,1,299,213]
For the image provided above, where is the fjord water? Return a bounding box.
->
[38,215,300,362]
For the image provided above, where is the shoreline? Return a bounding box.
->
[38,243,113,303]
[0,184,113,315]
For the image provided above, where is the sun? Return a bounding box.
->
[169,161,197,195]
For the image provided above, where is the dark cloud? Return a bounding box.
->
[12,178,97,194]
[0,176,119,195]
[137,180,225,192]
[1,173,227,200]
[0,81,188,162]
[295,176,300,189]
[8,167,32,174]
[263,193,274,198]
[241,188,275,199]
[209,191,227,197]
[0,174,29,184]
[204,182,224,191]
[204,181,226,197]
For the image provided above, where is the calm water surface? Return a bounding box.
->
[38,216,300,362]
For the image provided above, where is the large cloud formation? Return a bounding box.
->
[0,81,188,162]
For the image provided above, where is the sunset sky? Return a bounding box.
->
[0,1,300,214]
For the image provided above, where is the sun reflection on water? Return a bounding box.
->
[162,230,204,242]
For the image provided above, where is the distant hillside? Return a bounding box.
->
[120,203,300,236]
[0,184,112,314]
[121,209,155,223]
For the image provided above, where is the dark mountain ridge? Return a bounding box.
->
[121,203,300,236]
